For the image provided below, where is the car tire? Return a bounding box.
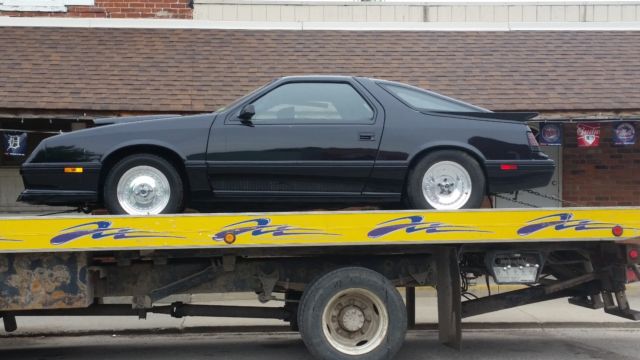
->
[406,150,485,210]
[103,154,184,215]
[298,267,407,360]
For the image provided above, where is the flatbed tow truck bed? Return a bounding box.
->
[2,207,640,360]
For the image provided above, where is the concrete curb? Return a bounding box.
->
[3,322,640,339]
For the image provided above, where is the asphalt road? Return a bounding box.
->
[1,327,639,360]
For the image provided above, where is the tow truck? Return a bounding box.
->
[1,207,640,359]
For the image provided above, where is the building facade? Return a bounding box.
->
[194,1,640,23]
[0,0,192,18]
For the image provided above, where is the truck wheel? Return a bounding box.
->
[104,154,184,215]
[406,150,485,210]
[298,267,407,360]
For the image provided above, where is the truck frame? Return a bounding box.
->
[1,207,640,359]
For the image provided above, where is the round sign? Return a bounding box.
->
[541,124,561,143]
[616,122,635,142]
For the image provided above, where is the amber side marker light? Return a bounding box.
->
[223,233,236,244]
[612,225,624,237]
[64,167,84,173]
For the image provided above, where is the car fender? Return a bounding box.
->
[100,139,187,164]
[409,141,487,166]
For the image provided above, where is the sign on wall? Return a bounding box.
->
[2,132,27,157]
[577,123,600,147]
[613,122,636,146]
[538,123,562,145]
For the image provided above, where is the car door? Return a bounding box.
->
[206,79,384,198]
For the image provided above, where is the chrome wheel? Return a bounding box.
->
[422,160,472,210]
[321,288,389,355]
[116,165,171,215]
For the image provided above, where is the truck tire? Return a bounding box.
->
[298,267,407,360]
[104,154,184,215]
[406,150,485,210]
[285,291,302,331]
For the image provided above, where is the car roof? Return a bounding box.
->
[277,75,357,82]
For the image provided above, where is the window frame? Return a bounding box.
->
[377,81,489,113]
[225,80,377,126]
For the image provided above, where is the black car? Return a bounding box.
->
[18,76,554,215]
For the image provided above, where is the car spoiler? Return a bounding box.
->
[430,111,539,122]
[93,114,181,126]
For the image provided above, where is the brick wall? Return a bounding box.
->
[563,122,640,206]
[0,1,193,18]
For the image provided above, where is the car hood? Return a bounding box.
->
[93,114,184,126]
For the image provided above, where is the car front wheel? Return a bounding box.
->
[406,150,485,210]
[103,154,184,215]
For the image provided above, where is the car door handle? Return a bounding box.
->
[359,132,375,141]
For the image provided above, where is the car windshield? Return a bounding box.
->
[380,82,488,113]
[216,81,274,112]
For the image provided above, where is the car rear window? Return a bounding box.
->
[380,83,483,112]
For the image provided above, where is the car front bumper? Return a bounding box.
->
[18,163,101,206]
[485,159,555,194]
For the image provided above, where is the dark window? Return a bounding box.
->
[250,83,374,124]
[381,83,483,112]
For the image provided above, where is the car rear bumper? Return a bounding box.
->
[485,159,555,194]
[18,163,101,206]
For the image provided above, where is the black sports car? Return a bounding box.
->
[18,76,554,215]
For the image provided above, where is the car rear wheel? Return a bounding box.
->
[406,150,485,210]
[104,154,184,215]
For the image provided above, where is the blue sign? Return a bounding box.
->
[3,132,27,156]
[613,122,636,146]
[538,123,562,146]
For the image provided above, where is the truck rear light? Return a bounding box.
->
[627,267,639,283]
[627,245,640,265]
[612,225,624,237]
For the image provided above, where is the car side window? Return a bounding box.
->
[381,83,481,112]
[249,82,374,124]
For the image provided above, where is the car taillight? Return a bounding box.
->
[527,129,540,151]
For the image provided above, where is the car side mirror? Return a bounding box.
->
[239,104,255,120]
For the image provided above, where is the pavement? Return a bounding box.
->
[2,328,640,360]
[4,284,640,337]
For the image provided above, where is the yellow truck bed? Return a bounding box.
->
[1,207,639,253]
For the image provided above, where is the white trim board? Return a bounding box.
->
[0,0,93,12]
[2,16,640,30]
